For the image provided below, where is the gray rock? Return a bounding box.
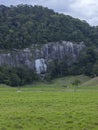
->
[0,41,85,74]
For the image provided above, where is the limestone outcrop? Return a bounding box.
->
[0,41,85,74]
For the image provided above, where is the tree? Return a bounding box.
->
[72,79,81,92]
[92,61,98,76]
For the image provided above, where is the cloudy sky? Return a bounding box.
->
[0,0,98,26]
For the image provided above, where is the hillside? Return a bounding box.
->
[80,77,98,89]
[0,4,98,87]
[0,75,91,91]
[0,4,98,49]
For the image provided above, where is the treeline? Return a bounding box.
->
[46,47,98,79]
[0,4,98,49]
[0,66,38,86]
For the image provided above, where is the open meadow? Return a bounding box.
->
[0,76,98,130]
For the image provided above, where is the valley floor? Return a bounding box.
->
[0,75,98,130]
[0,90,98,130]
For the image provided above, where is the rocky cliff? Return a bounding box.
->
[0,41,85,74]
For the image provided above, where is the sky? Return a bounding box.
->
[0,0,98,26]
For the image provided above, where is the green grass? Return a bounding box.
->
[0,75,91,91]
[0,75,98,130]
[21,75,91,91]
[0,91,98,130]
[80,77,98,89]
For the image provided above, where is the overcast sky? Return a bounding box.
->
[0,0,98,26]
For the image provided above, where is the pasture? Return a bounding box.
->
[0,76,98,130]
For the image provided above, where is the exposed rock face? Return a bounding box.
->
[0,41,85,74]
[0,49,33,69]
[41,41,84,60]
[35,59,47,74]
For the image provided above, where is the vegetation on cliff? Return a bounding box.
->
[0,4,98,86]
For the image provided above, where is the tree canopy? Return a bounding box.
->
[0,4,98,49]
[0,4,98,86]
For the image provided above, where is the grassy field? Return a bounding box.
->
[0,75,98,130]
[80,76,98,89]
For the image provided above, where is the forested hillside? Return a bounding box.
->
[0,4,98,86]
[0,4,98,49]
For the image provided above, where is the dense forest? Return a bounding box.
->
[0,4,98,86]
[0,4,98,49]
[0,66,38,86]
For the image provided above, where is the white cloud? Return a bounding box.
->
[0,0,98,25]
[68,0,98,25]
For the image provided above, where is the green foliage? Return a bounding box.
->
[46,58,68,80]
[67,47,97,76]
[45,46,98,79]
[0,4,98,82]
[72,79,81,86]
[0,4,98,49]
[72,79,81,91]
[0,66,38,86]
[92,61,98,76]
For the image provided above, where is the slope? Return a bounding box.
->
[80,76,98,89]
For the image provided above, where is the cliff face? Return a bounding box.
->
[0,48,34,68]
[0,41,85,74]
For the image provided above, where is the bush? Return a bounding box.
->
[0,66,38,87]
